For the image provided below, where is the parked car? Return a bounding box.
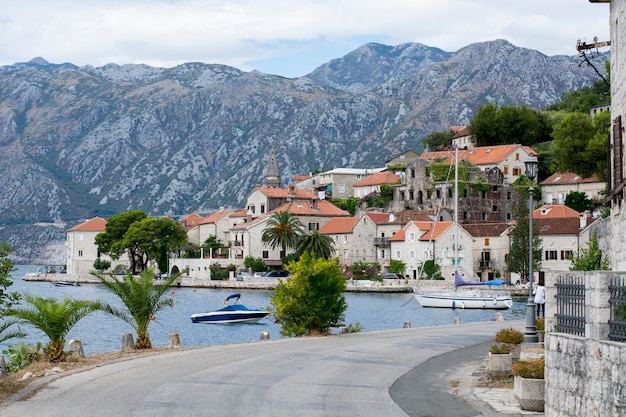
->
[253,271,266,278]
[236,272,253,280]
[382,273,403,279]
[264,270,290,278]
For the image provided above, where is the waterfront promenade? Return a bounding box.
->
[23,272,529,296]
[0,320,532,417]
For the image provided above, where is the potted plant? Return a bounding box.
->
[535,317,545,342]
[494,327,524,361]
[513,358,545,412]
[488,342,515,377]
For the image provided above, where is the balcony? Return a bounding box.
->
[374,237,390,246]
[479,260,492,269]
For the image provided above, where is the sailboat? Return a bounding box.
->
[413,147,513,310]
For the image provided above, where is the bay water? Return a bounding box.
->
[3,265,527,356]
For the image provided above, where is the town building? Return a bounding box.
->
[540,172,606,207]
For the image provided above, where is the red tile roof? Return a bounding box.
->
[256,186,316,199]
[389,221,454,241]
[365,212,393,224]
[421,144,537,165]
[540,172,603,185]
[462,223,511,237]
[319,217,359,234]
[353,171,401,187]
[533,204,580,219]
[270,199,350,217]
[67,217,107,232]
[198,209,232,225]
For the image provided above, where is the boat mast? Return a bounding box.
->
[454,146,458,273]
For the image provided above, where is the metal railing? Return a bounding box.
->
[555,274,586,336]
[609,276,626,342]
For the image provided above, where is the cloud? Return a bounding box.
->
[0,0,610,77]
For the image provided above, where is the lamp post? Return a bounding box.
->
[524,155,539,343]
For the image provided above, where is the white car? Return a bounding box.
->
[236,272,253,280]
[253,271,266,278]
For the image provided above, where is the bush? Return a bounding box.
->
[495,328,524,345]
[2,342,44,372]
[513,358,545,379]
[535,317,545,332]
[489,343,515,354]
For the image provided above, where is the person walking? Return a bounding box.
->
[533,278,546,318]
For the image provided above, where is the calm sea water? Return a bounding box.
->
[2,265,527,355]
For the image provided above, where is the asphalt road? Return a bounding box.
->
[1,321,522,417]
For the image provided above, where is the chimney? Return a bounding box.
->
[246,209,253,223]
[312,197,318,210]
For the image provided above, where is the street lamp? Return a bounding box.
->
[524,155,539,343]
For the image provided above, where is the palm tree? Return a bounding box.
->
[261,211,305,257]
[296,231,336,260]
[92,269,180,349]
[0,318,26,345]
[6,294,98,362]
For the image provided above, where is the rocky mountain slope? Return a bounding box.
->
[0,39,608,263]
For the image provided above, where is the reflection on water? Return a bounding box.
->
[2,265,526,355]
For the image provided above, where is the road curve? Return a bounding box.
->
[1,321,520,417]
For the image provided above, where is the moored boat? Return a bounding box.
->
[190,293,268,324]
[414,271,513,309]
[53,280,81,287]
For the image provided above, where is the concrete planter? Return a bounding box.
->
[514,376,545,412]
[488,352,512,377]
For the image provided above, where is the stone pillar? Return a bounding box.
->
[0,356,7,378]
[168,333,181,348]
[68,339,85,358]
[587,271,612,341]
[121,333,135,351]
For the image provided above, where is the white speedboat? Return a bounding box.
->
[190,293,268,324]
[414,272,513,310]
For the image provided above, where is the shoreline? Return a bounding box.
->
[23,272,529,296]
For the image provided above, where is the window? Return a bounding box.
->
[492,205,498,212]
[503,166,509,175]
[512,167,521,176]
[463,211,469,220]
[545,251,558,260]
[506,212,512,221]
[260,204,266,214]
[409,190,414,200]
[78,250,83,257]
[484,238,490,246]
[247,205,255,213]
[343,236,348,244]
[343,250,348,260]
[515,153,520,161]
[411,169,416,178]
[409,250,415,259]
[561,250,574,260]
[339,184,346,193]
[308,222,319,230]
[481,212,487,221]
[262,251,269,259]
[334,235,339,242]
[381,249,386,259]
[506,191,512,200]
[395,250,400,258]
[409,232,416,241]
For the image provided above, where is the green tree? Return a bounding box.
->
[422,130,455,151]
[270,253,347,336]
[92,269,181,349]
[389,259,406,276]
[244,256,265,272]
[570,231,609,271]
[419,259,444,280]
[93,257,111,272]
[6,295,98,362]
[0,243,26,345]
[332,197,360,216]
[506,197,542,282]
[469,103,552,147]
[296,231,335,260]
[261,211,305,257]
[547,72,610,113]
[203,235,223,258]
[564,191,594,213]
[95,210,148,273]
[552,111,610,180]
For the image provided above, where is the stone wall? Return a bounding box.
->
[544,270,626,416]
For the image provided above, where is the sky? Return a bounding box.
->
[0,0,611,78]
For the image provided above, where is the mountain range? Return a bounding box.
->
[0,39,608,263]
